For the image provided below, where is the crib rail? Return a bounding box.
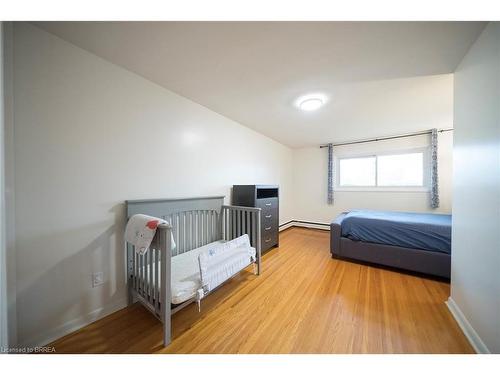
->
[221,205,262,274]
[162,209,220,256]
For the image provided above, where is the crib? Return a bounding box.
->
[125,196,262,347]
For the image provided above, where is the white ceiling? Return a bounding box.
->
[34,22,485,147]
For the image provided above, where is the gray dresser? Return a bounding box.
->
[232,185,279,253]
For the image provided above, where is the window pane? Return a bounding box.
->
[339,157,376,186]
[377,153,423,186]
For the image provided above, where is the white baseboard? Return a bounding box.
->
[280,220,330,231]
[445,297,490,354]
[278,221,295,231]
[292,221,330,231]
[20,296,128,349]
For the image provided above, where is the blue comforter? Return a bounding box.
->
[341,210,452,254]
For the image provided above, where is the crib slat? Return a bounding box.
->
[208,211,211,243]
[170,215,175,255]
[179,213,184,254]
[190,211,194,251]
[231,209,234,239]
[142,253,145,297]
[176,213,180,254]
[148,242,153,303]
[171,214,176,256]
[193,211,197,247]
[221,208,225,240]
[186,211,189,251]
[135,250,139,291]
[215,211,218,241]
[204,210,208,245]
[237,210,241,237]
[154,247,159,313]
[209,211,213,242]
[201,210,207,246]
[145,248,149,301]
[194,211,198,249]
[197,211,200,247]
[198,211,202,246]
[216,211,220,240]
[242,209,245,237]
[172,214,176,256]
[245,211,250,238]
[231,211,237,239]
[211,210,215,242]
[223,208,227,240]
[138,251,141,293]
[142,253,146,297]
[251,211,256,249]
[139,253,143,295]
[132,247,136,291]
[144,251,148,299]
[145,248,149,299]
[184,211,188,252]
[231,209,233,239]
[186,211,190,252]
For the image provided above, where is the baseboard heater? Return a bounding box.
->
[279,220,330,231]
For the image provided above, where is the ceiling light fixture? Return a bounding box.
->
[296,94,327,112]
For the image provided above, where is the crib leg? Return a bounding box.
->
[197,300,201,313]
[253,263,258,275]
[163,318,171,347]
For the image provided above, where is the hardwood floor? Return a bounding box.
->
[49,227,473,354]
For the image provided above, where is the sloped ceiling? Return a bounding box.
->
[34,21,486,147]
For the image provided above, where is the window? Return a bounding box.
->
[337,150,427,190]
[339,156,376,186]
[377,153,423,186]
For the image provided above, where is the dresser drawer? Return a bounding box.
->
[262,211,278,228]
[256,197,278,210]
[262,232,278,251]
[261,222,277,236]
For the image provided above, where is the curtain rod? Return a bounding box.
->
[319,128,453,148]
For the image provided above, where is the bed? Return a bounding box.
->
[330,210,451,278]
[126,196,262,347]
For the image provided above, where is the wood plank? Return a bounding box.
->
[49,227,473,354]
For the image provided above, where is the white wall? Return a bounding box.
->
[450,22,500,354]
[292,76,454,225]
[11,22,294,347]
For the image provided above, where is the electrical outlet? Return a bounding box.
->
[92,272,104,288]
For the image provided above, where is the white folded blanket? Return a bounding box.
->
[125,214,175,254]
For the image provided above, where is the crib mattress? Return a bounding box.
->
[145,240,255,304]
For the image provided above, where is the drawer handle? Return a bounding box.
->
[265,238,271,243]
[265,226,272,231]
[265,203,271,206]
[265,215,272,218]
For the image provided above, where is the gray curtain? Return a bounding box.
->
[430,128,439,208]
[327,143,334,205]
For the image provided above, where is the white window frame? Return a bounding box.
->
[335,147,431,192]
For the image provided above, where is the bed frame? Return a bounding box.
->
[125,196,262,347]
[330,213,451,279]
